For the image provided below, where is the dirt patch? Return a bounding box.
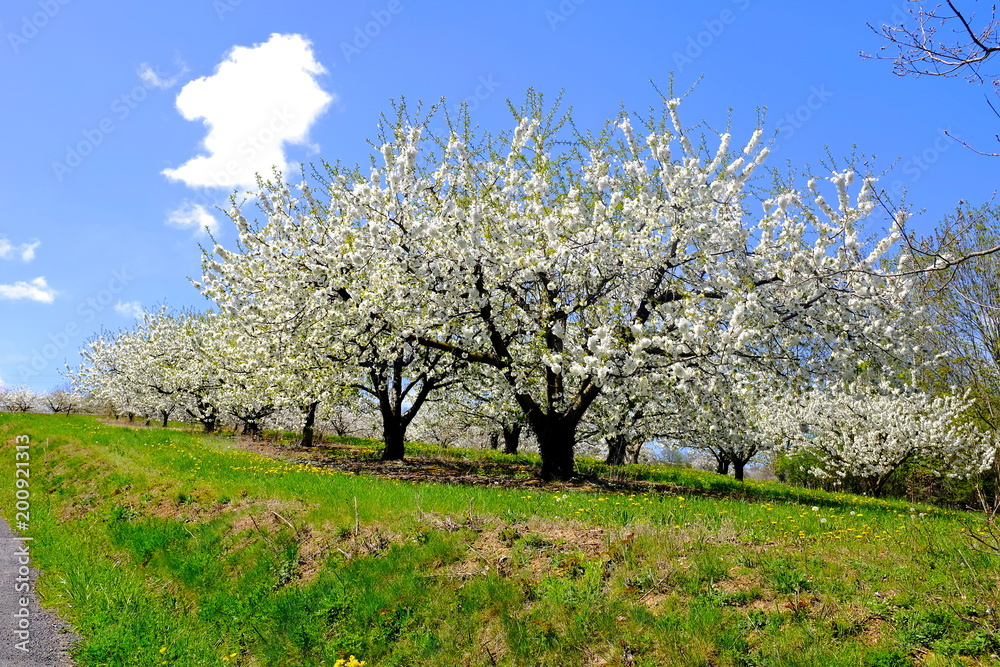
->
[95,418,187,430]
[714,571,762,596]
[297,523,337,584]
[859,613,892,646]
[445,517,643,584]
[230,438,717,499]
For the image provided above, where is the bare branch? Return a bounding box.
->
[864,1,1000,152]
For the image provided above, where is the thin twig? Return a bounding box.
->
[271,510,295,532]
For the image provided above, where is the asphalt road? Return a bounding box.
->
[0,519,77,666]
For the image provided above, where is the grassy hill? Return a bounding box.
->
[1,412,998,666]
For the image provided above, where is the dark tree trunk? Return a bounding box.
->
[728,449,756,483]
[530,415,577,481]
[724,447,757,482]
[716,456,731,476]
[161,414,169,428]
[299,401,320,448]
[488,433,500,450]
[188,400,218,433]
[605,434,629,466]
[368,351,441,462]
[375,362,408,461]
[202,417,217,433]
[502,423,522,455]
[380,415,406,461]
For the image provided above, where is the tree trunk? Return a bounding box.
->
[716,456,731,476]
[202,415,217,433]
[733,459,746,482]
[531,415,576,481]
[488,433,500,450]
[381,416,406,461]
[369,352,440,462]
[605,434,629,466]
[502,424,522,455]
[299,401,320,448]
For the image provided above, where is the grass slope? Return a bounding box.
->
[1,413,998,666]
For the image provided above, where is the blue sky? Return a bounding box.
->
[1,0,996,391]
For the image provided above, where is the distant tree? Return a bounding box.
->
[919,204,1000,426]
[765,382,997,497]
[43,385,81,414]
[1,386,38,413]
[70,311,223,431]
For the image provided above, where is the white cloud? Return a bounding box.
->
[138,61,188,90]
[167,202,220,236]
[0,277,57,303]
[162,33,334,189]
[0,238,40,262]
[114,300,144,319]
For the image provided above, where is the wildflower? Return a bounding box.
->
[811,506,819,511]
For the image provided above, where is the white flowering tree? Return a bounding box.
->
[580,387,678,466]
[678,376,780,481]
[0,386,39,413]
[199,177,464,460]
[427,368,527,454]
[766,383,997,496]
[70,310,224,430]
[43,385,83,415]
[200,91,937,480]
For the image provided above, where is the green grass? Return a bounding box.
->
[2,413,999,666]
